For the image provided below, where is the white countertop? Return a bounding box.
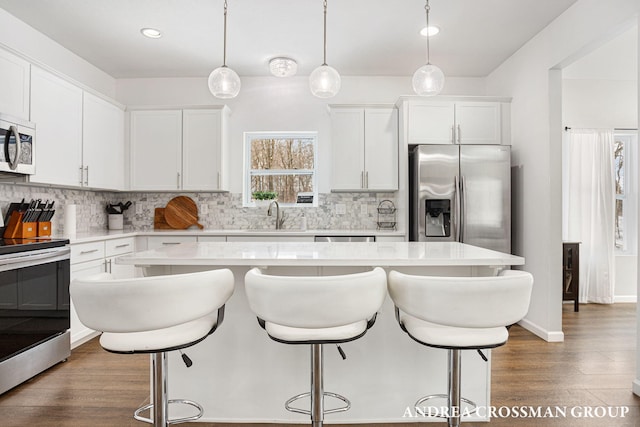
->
[118,241,524,267]
[65,228,405,244]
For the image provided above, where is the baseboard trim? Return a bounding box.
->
[518,318,564,342]
[614,296,637,303]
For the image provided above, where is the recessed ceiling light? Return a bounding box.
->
[269,57,298,77]
[140,28,162,39]
[420,26,440,37]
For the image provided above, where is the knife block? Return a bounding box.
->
[3,211,37,239]
[37,221,52,237]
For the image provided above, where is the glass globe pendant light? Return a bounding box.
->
[208,0,241,99]
[309,0,341,98]
[412,0,445,96]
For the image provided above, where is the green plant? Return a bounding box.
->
[252,191,278,201]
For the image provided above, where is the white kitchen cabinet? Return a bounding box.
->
[82,92,125,190]
[130,107,229,191]
[70,237,137,348]
[197,236,227,242]
[226,235,314,242]
[70,260,104,348]
[182,109,229,191]
[0,48,30,120]
[105,237,136,279]
[406,100,504,145]
[330,106,398,191]
[29,66,83,187]
[130,110,182,190]
[146,235,197,250]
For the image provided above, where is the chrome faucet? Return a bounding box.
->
[267,200,286,229]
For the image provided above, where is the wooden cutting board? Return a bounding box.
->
[164,196,204,229]
[153,208,172,229]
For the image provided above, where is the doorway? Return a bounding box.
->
[561,25,638,307]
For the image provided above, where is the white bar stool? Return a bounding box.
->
[70,269,234,427]
[387,270,533,427]
[245,267,387,427]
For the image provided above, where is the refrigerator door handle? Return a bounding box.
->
[454,175,461,242]
[460,175,466,243]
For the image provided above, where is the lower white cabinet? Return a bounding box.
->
[147,236,197,250]
[226,235,314,242]
[69,258,103,348]
[70,237,136,348]
[197,236,227,242]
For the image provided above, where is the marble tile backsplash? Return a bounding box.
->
[0,183,398,234]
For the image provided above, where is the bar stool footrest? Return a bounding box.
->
[414,394,477,419]
[134,399,204,425]
[285,391,351,415]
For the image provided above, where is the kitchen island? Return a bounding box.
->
[118,241,524,423]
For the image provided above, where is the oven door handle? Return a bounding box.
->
[5,125,22,171]
[0,247,70,269]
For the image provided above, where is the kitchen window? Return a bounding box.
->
[614,131,637,254]
[243,132,318,207]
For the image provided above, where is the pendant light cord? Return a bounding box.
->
[222,0,228,67]
[425,0,431,65]
[322,0,328,66]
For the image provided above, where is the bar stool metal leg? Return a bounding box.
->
[448,349,461,427]
[154,353,169,427]
[284,343,350,426]
[134,351,204,426]
[311,344,323,427]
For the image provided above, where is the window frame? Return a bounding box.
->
[614,130,637,255]
[243,131,319,207]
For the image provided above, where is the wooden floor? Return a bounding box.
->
[1,304,639,426]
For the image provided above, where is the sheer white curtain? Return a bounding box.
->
[564,129,615,304]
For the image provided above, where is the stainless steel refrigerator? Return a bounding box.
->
[409,144,511,253]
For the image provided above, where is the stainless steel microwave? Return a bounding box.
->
[0,114,35,175]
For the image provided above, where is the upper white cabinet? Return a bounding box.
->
[130,107,229,191]
[0,49,30,120]
[30,66,125,189]
[403,99,509,145]
[130,110,182,190]
[29,66,84,187]
[330,106,398,192]
[82,92,125,190]
[182,109,228,191]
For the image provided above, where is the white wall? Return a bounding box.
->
[485,0,640,342]
[0,9,116,98]
[563,79,637,128]
[116,75,486,194]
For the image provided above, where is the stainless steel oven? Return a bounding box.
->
[0,239,70,394]
[0,114,36,175]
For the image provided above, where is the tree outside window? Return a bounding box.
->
[614,131,637,254]
[244,132,317,206]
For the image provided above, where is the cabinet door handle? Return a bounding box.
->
[360,171,364,189]
[162,242,181,245]
[79,166,84,185]
[457,125,461,144]
[115,244,130,249]
[451,126,455,144]
[177,172,181,189]
[217,172,221,190]
[80,249,99,254]
[365,171,369,189]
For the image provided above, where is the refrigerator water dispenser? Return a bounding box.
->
[425,199,451,237]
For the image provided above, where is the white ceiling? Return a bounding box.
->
[0,0,579,79]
